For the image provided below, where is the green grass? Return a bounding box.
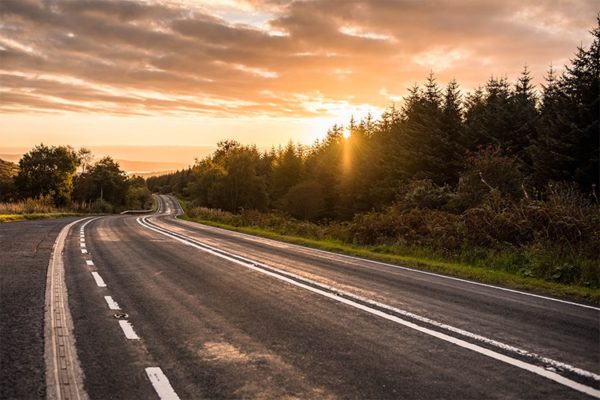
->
[180,214,600,304]
[0,212,83,223]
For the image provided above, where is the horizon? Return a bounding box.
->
[1,0,597,157]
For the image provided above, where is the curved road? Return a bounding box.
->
[56,195,598,399]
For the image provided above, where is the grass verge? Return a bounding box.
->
[179,212,600,304]
[0,212,83,223]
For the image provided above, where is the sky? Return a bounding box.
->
[0,0,597,160]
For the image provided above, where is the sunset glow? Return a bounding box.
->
[0,0,596,158]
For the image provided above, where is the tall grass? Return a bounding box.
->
[0,197,61,214]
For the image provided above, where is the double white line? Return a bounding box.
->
[138,215,600,398]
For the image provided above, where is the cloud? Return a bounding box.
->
[0,0,596,117]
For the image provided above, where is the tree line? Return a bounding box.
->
[0,145,151,213]
[149,21,598,221]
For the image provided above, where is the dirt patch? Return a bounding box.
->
[199,340,337,400]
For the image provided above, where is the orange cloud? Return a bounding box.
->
[0,0,596,117]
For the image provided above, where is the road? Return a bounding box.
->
[3,195,599,399]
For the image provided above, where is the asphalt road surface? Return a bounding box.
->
[2,195,599,399]
[0,217,78,399]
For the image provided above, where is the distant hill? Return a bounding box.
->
[0,154,20,163]
[115,160,189,174]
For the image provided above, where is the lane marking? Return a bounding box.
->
[45,218,92,400]
[91,272,106,288]
[118,320,140,340]
[85,260,94,266]
[81,249,88,254]
[145,367,180,400]
[80,243,85,248]
[104,296,121,310]
[80,238,85,242]
[139,216,600,397]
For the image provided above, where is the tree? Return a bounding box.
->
[390,75,460,185]
[270,142,303,202]
[188,141,268,211]
[464,77,514,151]
[510,66,538,166]
[0,159,18,201]
[304,125,344,218]
[530,19,600,191]
[73,157,129,208]
[14,144,80,205]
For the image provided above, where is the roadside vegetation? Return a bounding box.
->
[150,23,599,300]
[0,146,152,222]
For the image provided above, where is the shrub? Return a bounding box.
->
[90,199,113,213]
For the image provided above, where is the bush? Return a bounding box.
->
[90,199,113,213]
[450,146,524,211]
[395,179,452,211]
[281,181,325,221]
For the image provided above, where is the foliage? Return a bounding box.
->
[73,157,129,208]
[0,159,19,201]
[4,148,151,214]
[281,180,325,220]
[14,144,80,206]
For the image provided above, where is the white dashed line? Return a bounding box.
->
[85,260,94,266]
[145,367,180,400]
[81,249,88,254]
[91,272,106,287]
[118,320,140,340]
[104,296,121,310]
[80,238,85,242]
[80,243,85,248]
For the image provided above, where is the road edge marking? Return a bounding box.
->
[44,218,92,400]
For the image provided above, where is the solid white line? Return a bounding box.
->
[145,367,180,400]
[118,320,140,340]
[91,272,106,287]
[170,208,598,311]
[139,216,600,397]
[81,249,88,254]
[85,260,94,266]
[104,296,121,310]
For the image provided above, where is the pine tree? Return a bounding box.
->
[441,79,466,184]
[509,66,539,166]
[530,18,599,191]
